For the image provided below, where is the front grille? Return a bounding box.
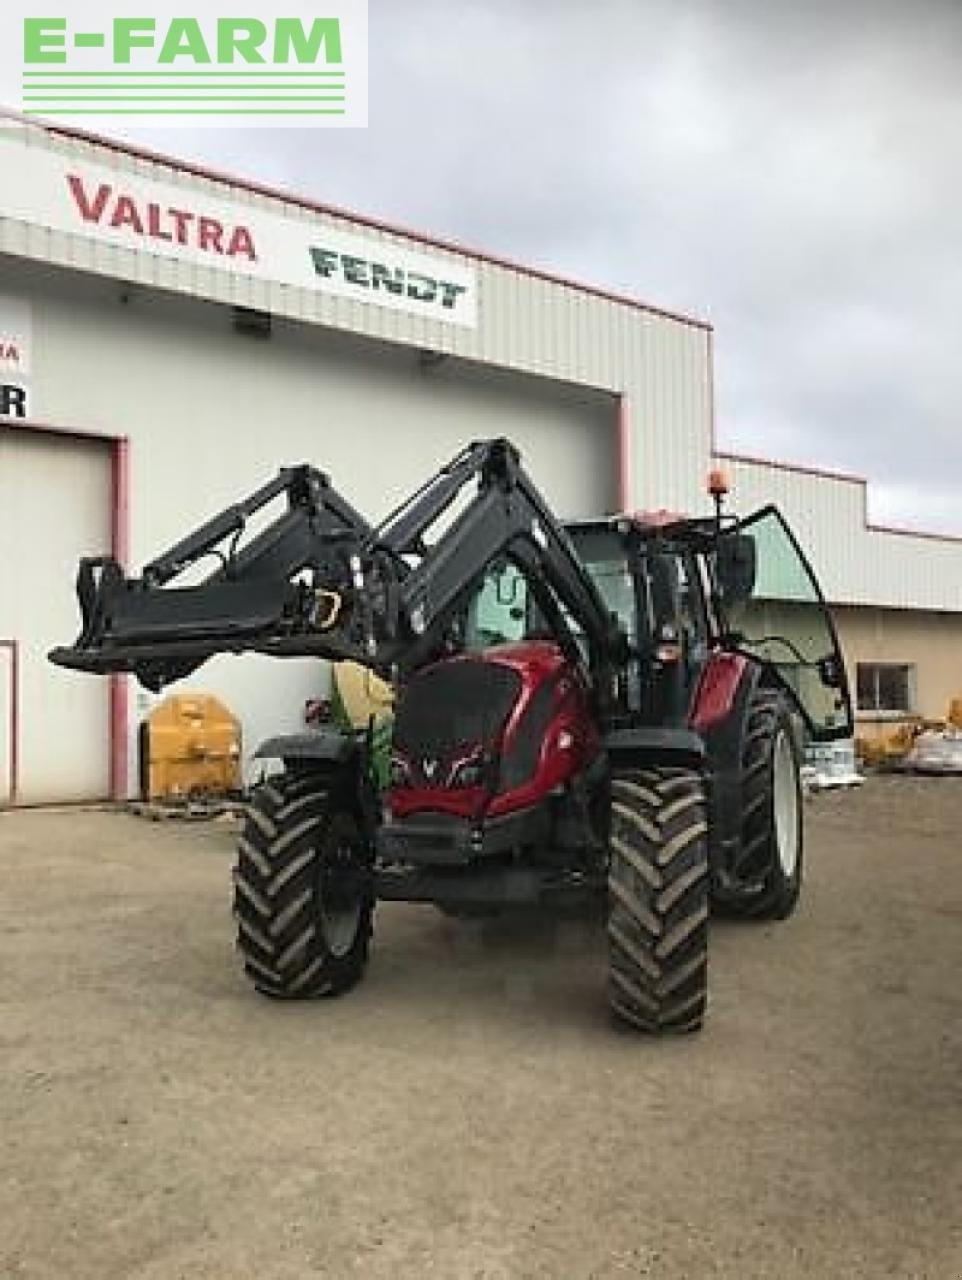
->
[393,658,521,783]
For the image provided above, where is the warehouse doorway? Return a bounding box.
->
[0,428,114,803]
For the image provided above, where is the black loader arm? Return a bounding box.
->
[50,439,623,694]
[369,438,622,691]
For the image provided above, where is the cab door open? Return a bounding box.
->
[716,507,853,742]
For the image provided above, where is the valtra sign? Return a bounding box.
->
[67,173,258,260]
[0,131,477,326]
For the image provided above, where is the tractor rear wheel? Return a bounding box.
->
[727,688,804,920]
[233,772,374,998]
[607,768,709,1033]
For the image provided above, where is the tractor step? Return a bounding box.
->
[376,804,549,866]
[374,864,601,907]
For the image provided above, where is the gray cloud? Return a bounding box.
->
[123,0,962,533]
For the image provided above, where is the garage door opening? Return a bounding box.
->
[0,428,115,804]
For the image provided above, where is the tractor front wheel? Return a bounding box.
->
[607,768,709,1034]
[233,772,374,998]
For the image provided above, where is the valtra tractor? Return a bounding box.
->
[51,438,852,1033]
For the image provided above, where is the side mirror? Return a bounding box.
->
[716,533,756,605]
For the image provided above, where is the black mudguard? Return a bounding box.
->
[252,727,381,843]
[698,660,770,879]
[604,725,706,766]
[253,727,358,766]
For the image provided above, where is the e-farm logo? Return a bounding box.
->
[2,1,367,127]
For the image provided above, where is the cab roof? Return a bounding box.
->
[566,512,717,542]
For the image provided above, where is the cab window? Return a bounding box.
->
[568,530,639,647]
[464,562,529,648]
[720,507,853,740]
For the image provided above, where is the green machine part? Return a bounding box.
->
[329,661,394,791]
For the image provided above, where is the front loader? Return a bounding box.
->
[50,438,852,1032]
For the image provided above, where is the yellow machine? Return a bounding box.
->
[328,662,394,789]
[856,695,962,768]
[330,661,394,729]
[140,693,241,801]
[855,719,924,768]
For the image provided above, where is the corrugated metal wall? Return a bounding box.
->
[720,456,962,612]
[0,118,714,514]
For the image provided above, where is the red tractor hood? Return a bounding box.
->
[388,641,598,822]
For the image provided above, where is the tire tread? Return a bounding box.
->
[724,689,804,920]
[607,767,709,1033]
[233,772,372,999]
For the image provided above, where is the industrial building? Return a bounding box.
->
[1,111,960,804]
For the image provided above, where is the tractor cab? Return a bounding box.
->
[565,507,850,742]
[456,505,851,747]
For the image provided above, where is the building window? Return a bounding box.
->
[856,663,915,714]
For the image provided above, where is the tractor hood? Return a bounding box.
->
[388,642,597,822]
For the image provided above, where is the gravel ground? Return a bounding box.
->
[0,775,960,1279]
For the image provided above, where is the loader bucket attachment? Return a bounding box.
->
[49,556,303,690]
[49,464,384,690]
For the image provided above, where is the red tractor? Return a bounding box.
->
[52,439,852,1032]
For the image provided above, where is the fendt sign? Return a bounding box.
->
[310,247,470,313]
[1,2,368,129]
[0,133,478,327]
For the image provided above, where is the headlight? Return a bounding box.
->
[449,755,485,788]
[389,754,412,788]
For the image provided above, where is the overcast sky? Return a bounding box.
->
[122,0,962,534]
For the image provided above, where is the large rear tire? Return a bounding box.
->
[727,689,804,920]
[233,772,374,998]
[608,768,709,1034]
